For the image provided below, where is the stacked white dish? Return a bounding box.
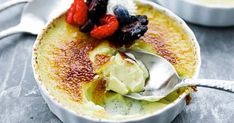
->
[156,0,234,27]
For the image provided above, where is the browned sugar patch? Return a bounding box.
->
[52,40,99,101]
[95,54,111,69]
[141,24,177,64]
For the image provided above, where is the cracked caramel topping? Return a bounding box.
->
[140,24,177,64]
[95,54,111,69]
[53,40,99,101]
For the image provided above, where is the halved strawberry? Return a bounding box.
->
[91,14,119,39]
[66,0,88,26]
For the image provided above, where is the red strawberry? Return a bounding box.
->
[66,0,88,26]
[91,15,119,39]
[66,3,75,25]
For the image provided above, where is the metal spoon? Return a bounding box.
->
[0,0,72,39]
[125,50,234,102]
[0,0,30,12]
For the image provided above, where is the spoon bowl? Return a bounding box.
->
[125,50,234,102]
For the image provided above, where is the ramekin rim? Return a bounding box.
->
[183,0,234,9]
[31,0,201,122]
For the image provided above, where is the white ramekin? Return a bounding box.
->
[156,0,234,27]
[32,0,201,123]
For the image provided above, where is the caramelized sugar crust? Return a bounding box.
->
[52,40,99,101]
[140,24,177,64]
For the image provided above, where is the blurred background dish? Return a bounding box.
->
[155,0,234,27]
[190,0,234,7]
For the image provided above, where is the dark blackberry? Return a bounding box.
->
[136,15,148,25]
[86,0,92,6]
[115,15,148,45]
[88,0,108,21]
[80,19,95,33]
[130,15,148,25]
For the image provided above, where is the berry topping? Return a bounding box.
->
[66,0,88,26]
[80,19,95,33]
[86,0,92,5]
[91,15,119,39]
[132,15,149,25]
[66,3,76,25]
[114,5,131,26]
[88,0,109,21]
[66,0,148,44]
[115,15,148,45]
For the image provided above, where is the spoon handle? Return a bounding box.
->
[0,24,25,40]
[177,79,234,93]
[0,0,30,12]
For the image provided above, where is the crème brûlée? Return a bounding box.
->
[33,1,199,121]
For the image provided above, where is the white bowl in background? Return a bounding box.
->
[32,0,201,123]
[156,0,234,27]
